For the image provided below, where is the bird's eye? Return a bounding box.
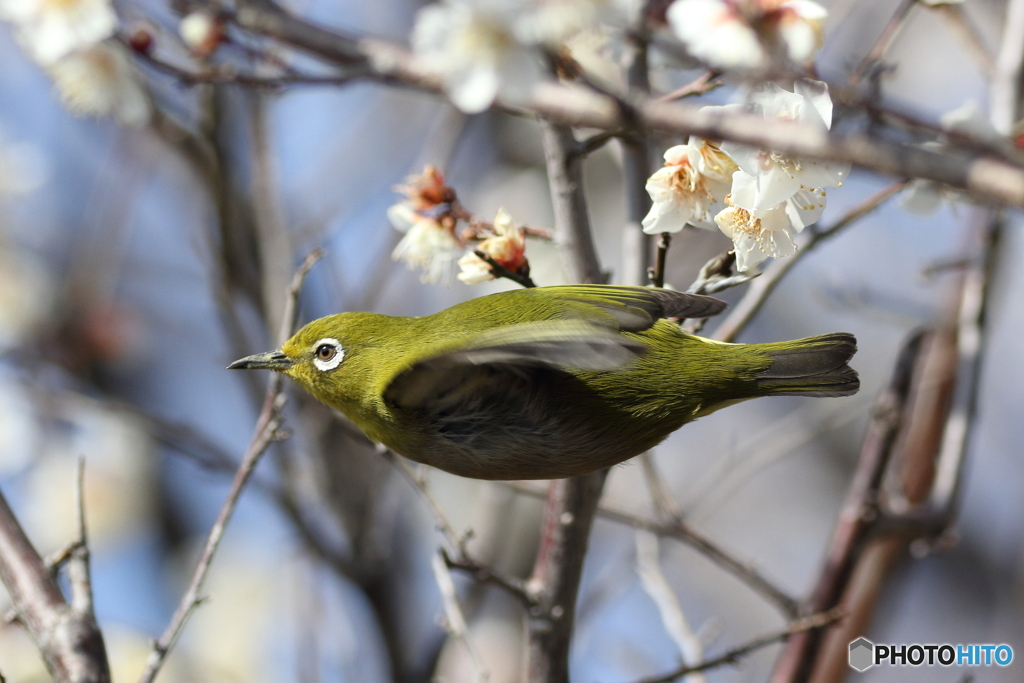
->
[312,338,344,371]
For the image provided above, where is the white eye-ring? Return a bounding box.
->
[312,338,344,371]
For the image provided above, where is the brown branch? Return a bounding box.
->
[0,461,110,683]
[213,4,1024,207]
[526,471,608,683]
[711,181,907,343]
[541,121,605,285]
[768,330,926,682]
[649,233,670,288]
[503,481,799,619]
[620,31,653,287]
[635,608,845,683]
[137,250,322,683]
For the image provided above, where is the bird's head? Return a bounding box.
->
[228,312,396,410]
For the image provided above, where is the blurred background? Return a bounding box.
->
[0,0,1021,680]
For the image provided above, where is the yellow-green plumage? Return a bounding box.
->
[229,285,858,480]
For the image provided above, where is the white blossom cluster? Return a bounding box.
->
[642,80,849,271]
[0,0,150,125]
[410,0,830,113]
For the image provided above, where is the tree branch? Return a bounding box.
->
[0,462,110,683]
[213,3,1024,208]
[635,609,845,683]
[137,250,322,683]
[541,121,605,285]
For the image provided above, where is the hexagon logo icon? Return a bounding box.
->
[849,637,875,672]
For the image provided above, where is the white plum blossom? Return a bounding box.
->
[667,0,826,70]
[0,0,117,65]
[412,0,544,113]
[388,165,465,284]
[721,80,849,211]
[47,41,152,126]
[641,139,738,234]
[458,208,528,284]
[391,205,464,284]
[715,171,826,271]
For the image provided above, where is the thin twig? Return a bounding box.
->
[649,233,671,288]
[131,44,365,87]
[502,481,799,618]
[137,251,322,683]
[635,531,708,683]
[850,0,919,84]
[473,250,537,288]
[387,454,534,606]
[430,552,490,683]
[654,70,724,103]
[712,181,907,343]
[633,609,846,683]
[443,550,534,608]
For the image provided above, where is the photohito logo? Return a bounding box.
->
[848,637,1013,672]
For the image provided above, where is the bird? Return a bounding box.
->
[228,285,858,480]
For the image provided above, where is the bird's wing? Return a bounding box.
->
[384,320,646,410]
[543,285,727,331]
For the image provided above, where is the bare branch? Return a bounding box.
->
[635,531,707,683]
[526,471,608,683]
[430,552,490,683]
[634,609,845,683]
[541,121,605,284]
[0,467,110,682]
[213,5,1024,207]
[503,481,799,619]
[138,250,322,683]
[769,330,926,682]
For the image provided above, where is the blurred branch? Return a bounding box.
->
[526,471,608,683]
[768,330,925,682]
[541,121,605,284]
[0,460,110,683]
[430,552,490,683]
[712,181,907,343]
[213,4,1024,207]
[654,70,724,103]
[138,251,321,683]
[635,531,707,683]
[504,481,799,619]
[850,0,918,84]
[620,29,653,287]
[930,4,995,76]
[636,609,844,683]
[388,454,534,607]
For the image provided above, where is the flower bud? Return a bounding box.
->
[179,11,224,58]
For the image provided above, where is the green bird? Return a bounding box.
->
[229,285,858,480]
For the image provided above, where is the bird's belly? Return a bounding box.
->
[390,376,679,480]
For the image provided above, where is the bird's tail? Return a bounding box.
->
[754,332,860,397]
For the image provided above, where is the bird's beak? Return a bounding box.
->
[227,350,295,371]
